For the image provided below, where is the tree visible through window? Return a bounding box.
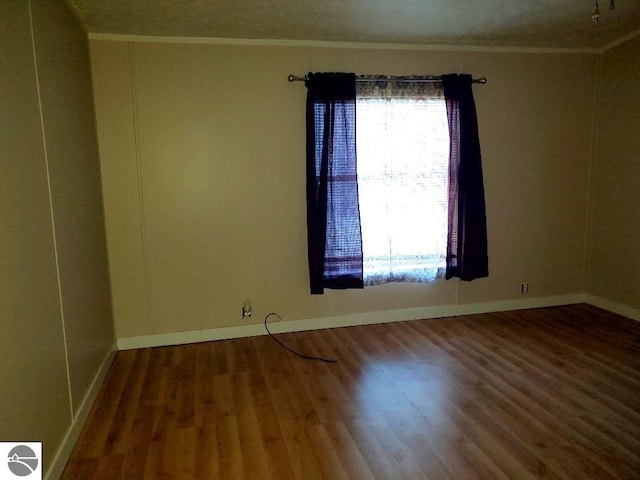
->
[356,80,449,284]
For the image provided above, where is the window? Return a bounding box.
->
[356,80,449,284]
[305,72,488,295]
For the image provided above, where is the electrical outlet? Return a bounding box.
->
[521,283,529,294]
[242,300,252,318]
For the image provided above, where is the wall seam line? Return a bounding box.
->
[28,0,75,419]
[128,43,154,335]
[584,53,603,296]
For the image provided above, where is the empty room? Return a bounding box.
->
[1,0,639,479]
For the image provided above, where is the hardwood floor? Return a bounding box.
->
[62,304,640,479]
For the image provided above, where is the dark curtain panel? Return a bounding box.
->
[306,72,364,294]
[442,74,489,281]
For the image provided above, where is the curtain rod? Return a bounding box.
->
[287,74,487,84]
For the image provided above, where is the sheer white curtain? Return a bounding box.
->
[356,78,449,285]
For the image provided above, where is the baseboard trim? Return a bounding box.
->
[586,295,640,322]
[117,294,587,350]
[45,343,117,480]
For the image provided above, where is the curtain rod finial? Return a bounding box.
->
[288,74,308,82]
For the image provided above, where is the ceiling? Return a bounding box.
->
[68,0,640,50]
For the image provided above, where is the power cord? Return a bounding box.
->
[264,312,339,363]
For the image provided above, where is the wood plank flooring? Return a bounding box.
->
[62,304,640,479]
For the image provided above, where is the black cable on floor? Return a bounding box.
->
[264,312,339,363]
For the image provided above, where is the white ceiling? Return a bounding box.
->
[68,0,640,49]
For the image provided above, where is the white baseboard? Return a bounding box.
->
[117,293,587,350]
[45,343,117,480]
[586,295,640,322]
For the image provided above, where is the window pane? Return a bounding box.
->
[356,95,449,284]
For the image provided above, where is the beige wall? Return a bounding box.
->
[91,40,598,338]
[588,36,640,309]
[31,0,115,412]
[0,0,70,459]
[0,0,114,473]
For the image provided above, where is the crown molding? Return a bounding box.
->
[88,33,601,55]
[597,28,640,53]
